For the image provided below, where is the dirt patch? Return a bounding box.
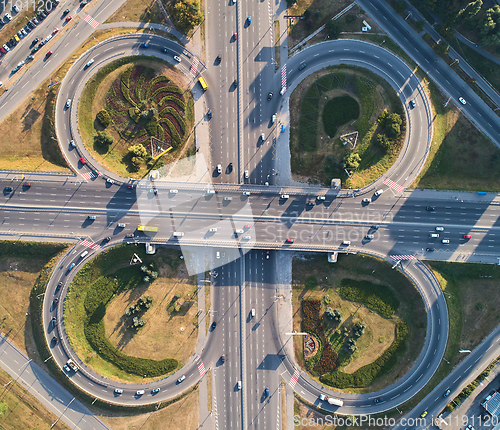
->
[106,0,164,24]
[104,268,198,365]
[99,386,199,430]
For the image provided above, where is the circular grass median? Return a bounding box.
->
[78,57,195,179]
[64,245,198,383]
[292,253,426,392]
[289,66,405,188]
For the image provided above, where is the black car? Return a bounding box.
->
[426,206,435,211]
[371,225,379,230]
[53,298,58,306]
[27,22,34,29]
[52,336,58,345]
[221,355,225,363]
[211,321,217,330]
[55,282,62,293]
[374,397,383,403]
[63,8,69,15]
[306,202,314,206]
[207,109,212,120]
[51,316,56,324]
[233,79,238,87]
[267,91,273,100]
[4,186,13,193]
[227,162,233,173]
[31,37,39,46]
[37,13,45,20]
[426,248,435,252]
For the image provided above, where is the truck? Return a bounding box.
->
[319,394,343,406]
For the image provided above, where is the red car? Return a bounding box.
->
[244,224,251,229]
[463,235,472,239]
[46,51,52,57]
[79,157,86,164]
[286,238,295,243]
[65,15,72,22]
[234,33,238,40]
[52,28,59,35]
[23,182,31,188]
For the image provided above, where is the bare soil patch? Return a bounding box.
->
[104,265,198,365]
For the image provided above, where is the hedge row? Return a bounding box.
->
[159,106,187,134]
[120,66,137,108]
[313,342,339,375]
[150,86,182,102]
[338,279,399,318]
[147,75,170,94]
[320,320,409,388]
[0,240,65,259]
[159,95,186,110]
[136,74,146,100]
[128,107,140,123]
[164,118,182,147]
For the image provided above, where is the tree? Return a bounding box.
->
[128,144,148,159]
[344,152,361,170]
[94,130,114,147]
[394,1,406,14]
[325,307,335,320]
[96,109,111,128]
[326,20,342,38]
[434,41,450,56]
[415,20,425,31]
[385,113,402,138]
[376,133,393,150]
[172,0,203,33]
[457,0,483,23]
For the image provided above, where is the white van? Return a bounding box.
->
[80,250,89,258]
[244,170,249,178]
[342,241,351,246]
[173,232,184,237]
[374,189,384,197]
[251,308,255,317]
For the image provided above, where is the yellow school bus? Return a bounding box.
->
[198,76,208,91]
[137,225,158,232]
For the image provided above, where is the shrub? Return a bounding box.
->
[172,0,203,33]
[128,144,148,159]
[326,20,342,38]
[322,96,359,137]
[145,118,158,136]
[314,343,339,374]
[96,109,111,128]
[304,276,317,290]
[94,130,114,148]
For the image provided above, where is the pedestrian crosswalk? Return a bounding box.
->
[190,57,199,76]
[197,358,206,376]
[289,370,299,388]
[81,171,99,180]
[84,15,99,28]
[383,178,404,193]
[79,240,100,250]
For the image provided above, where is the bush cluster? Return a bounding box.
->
[338,279,399,318]
[96,109,111,128]
[322,96,359,138]
[320,321,409,388]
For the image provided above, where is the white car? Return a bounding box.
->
[280,87,286,95]
[12,5,19,12]
[374,189,383,197]
[114,389,123,394]
[136,390,145,396]
[242,236,251,240]
[244,170,249,178]
[458,97,466,105]
[260,133,265,141]
[169,189,178,194]
[435,226,444,231]
[362,198,371,203]
[217,164,222,174]
[106,178,114,184]
[271,114,276,124]
[209,228,217,232]
[65,99,71,108]
[243,191,250,196]
[118,223,126,228]
[442,239,450,244]
[316,196,325,201]
[69,140,76,148]
[173,55,181,62]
